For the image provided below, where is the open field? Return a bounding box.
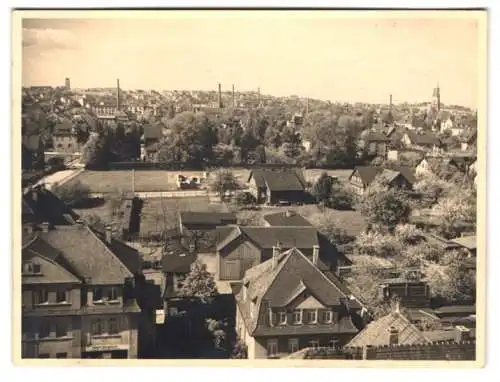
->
[65,168,354,194]
[138,196,230,234]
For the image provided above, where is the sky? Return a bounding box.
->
[20,11,483,108]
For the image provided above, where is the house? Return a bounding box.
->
[216,226,324,281]
[415,157,451,177]
[141,124,163,148]
[348,166,415,196]
[52,121,80,154]
[401,130,442,155]
[178,211,237,234]
[263,210,312,227]
[379,268,431,309]
[233,247,364,359]
[359,129,390,157]
[21,221,145,359]
[247,167,307,205]
[449,235,477,257]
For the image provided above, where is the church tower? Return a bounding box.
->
[432,82,441,111]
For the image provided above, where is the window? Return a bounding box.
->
[292,309,302,324]
[107,287,118,301]
[37,288,49,304]
[277,310,287,325]
[92,319,103,335]
[288,338,299,354]
[108,318,119,334]
[55,322,67,338]
[56,289,68,303]
[23,262,41,275]
[322,310,333,324]
[329,339,339,349]
[39,320,51,338]
[33,263,41,273]
[56,353,67,359]
[93,287,103,302]
[309,339,320,349]
[266,339,278,357]
[305,309,317,324]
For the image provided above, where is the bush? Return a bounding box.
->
[234,191,256,207]
[53,180,91,206]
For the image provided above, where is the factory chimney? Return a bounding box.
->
[218,83,223,109]
[116,78,121,110]
[389,94,393,111]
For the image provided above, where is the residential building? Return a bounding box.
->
[401,130,442,155]
[348,166,415,196]
[359,129,390,157]
[262,210,312,227]
[233,247,364,359]
[21,222,143,359]
[247,167,307,205]
[52,121,80,154]
[178,211,237,234]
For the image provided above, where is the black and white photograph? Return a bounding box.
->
[12,9,486,365]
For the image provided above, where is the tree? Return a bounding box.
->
[431,188,476,239]
[231,340,248,359]
[426,260,475,304]
[82,213,108,232]
[205,318,228,350]
[233,191,256,207]
[209,169,240,201]
[311,172,334,205]
[308,212,355,245]
[353,231,402,258]
[53,180,90,206]
[394,224,425,246]
[328,181,354,210]
[177,261,219,303]
[356,177,412,230]
[414,173,452,207]
[81,133,108,169]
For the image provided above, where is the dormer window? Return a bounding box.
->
[22,261,41,275]
[322,310,333,324]
[305,309,318,324]
[277,310,287,325]
[93,287,103,302]
[107,287,118,301]
[292,309,302,325]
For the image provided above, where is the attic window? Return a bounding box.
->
[22,261,41,275]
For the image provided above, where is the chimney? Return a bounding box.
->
[105,225,112,244]
[218,83,223,109]
[116,78,121,110]
[272,242,281,270]
[388,326,399,345]
[455,325,471,343]
[389,94,393,110]
[232,84,235,108]
[312,245,320,266]
[40,222,50,233]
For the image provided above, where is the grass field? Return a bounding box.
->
[138,196,230,234]
[66,168,354,194]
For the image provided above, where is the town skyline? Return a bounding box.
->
[22,12,481,109]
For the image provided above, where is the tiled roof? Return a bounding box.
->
[350,166,415,187]
[248,168,306,192]
[92,228,142,274]
[405,131,441,146]
[37,225,134,284]
[180,211,237,226]
[161,253,197,273]
[236,248,362,336]
[22,186,80,225]
[450,236,476,251]
[217,226,319,252]
[263,211,312,227]
[346,311,430,348]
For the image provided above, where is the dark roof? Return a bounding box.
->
[263,211,312,227]
[350,166,415,187]
[217,226,319,251]
[248,168,306,192]
[449,236,476,251]
[235,248,362,336]
[180,211,237,226]
[34,225,134,284]
[22,186,80,225]
[346,311,430,348]
[405,130,441,146]
[143,124,163,140]
[161,253,197,273]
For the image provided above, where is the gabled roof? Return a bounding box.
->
[216,226,319,252]
[346,311,430,348]
[263,210,312,227]
[180,211,237,226]
[22,186,80,225]
[350,166,416,187]
[449,236,476,251]
[248,168,306,192]
[143,124,163,140]
[404,130,441,146]
[161,253,197,274]
[37,225,134,284]
[236,248,362,336]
